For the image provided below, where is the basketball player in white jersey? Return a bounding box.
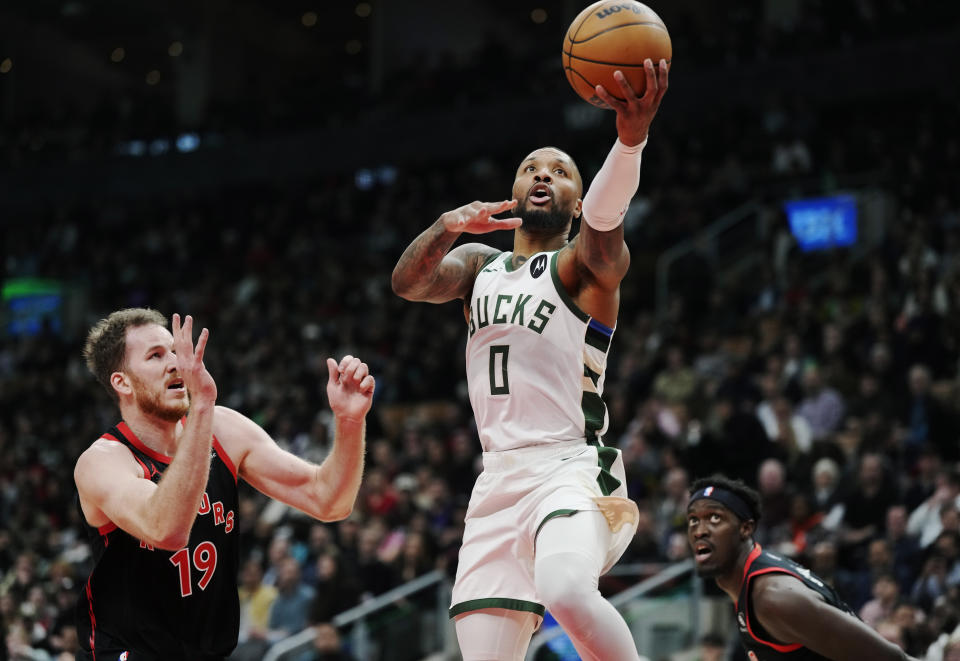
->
[392,59,668,661]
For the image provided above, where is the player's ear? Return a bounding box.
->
[111,371,133,397]
[574,198,582,220]
[741,518,756,540]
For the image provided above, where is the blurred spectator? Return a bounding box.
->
[771,128,812,175]
[768,492,827,558]
[885,504,922,593]
[904,447,945,511]
[811,457,843,515]
[755,458,792,545]
[696,392,771,484]
[351,521,396,599]
[898,364,957,466]
[859,573,901,628]
[908,468,960,548]
[835,452,899,564]
[623,505,664,563]
[309,551,360,624]
[656,467,690,550]
[807,539,869,608]
[652,345,699,406]
[796,363,846,442]
[231,558,277,661]
[911,545,952,613]
[293,623,355,661]
[392,530,434,585]
[756,387,813,465]
[262,535,294,587]
[268,558,315,642]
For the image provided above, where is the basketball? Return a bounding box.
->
[563,0,672,108]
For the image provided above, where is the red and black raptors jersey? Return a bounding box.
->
[736,545,855,661]
[76,421,240,661]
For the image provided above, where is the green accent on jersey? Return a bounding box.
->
[476,295,491,328]
[449,598,545,619]
[534,509,580,540]
[582,391,606,440]
[489,345,510,395]
[504,252,519,273]
[549,251,590,323]
[478,252,503,272]
[509,294,533,325]
[583,364,601,387]
[493,294,512,323]
[595,446,622,495]
[528,299,556,334]
[585,324,612,352]
[583,443,622,496]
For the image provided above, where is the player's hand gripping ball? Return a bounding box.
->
[563,0,671,108]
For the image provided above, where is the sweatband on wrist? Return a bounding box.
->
[581,137,647,232]
[688,486,756,522]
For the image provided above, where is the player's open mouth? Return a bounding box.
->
[167,379,185,391]
[528,184,552,206]
[694,543,712,562]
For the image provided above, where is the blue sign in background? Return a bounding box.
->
[784,195,858,252]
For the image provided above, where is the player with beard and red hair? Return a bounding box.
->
[392,60,668,661]
[74,308,374,660]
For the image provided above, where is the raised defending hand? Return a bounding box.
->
[595,59,669,147]
[326,355,375,423]
[171,313,217,405]
[440,199,522,235]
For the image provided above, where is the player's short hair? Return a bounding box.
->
[689,474,762,522]
[83,308,167,401]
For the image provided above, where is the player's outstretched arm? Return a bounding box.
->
[221,355,375,521]
[391,200,521,303]
[75,314,218,550]
[574,60,669,290]
[752,574,918,661]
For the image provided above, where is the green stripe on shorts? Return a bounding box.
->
[585,442,622,496]
[535,508,580,539]
[449,598,546,619]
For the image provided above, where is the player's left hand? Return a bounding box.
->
[326,355,375,423]
[595,58,669,147]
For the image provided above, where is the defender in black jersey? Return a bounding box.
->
[686,475,918,661]
[77,422,240,660]
[75,309,375,661]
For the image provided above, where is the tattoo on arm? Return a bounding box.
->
[392,220,486,303]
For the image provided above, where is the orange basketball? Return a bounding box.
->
[563,0,672,108]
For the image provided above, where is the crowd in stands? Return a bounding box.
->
[3,3,960,661]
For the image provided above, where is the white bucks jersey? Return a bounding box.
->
[466,250,615,452]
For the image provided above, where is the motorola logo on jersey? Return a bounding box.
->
[529,254,548,278]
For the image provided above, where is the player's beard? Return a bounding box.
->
[130,373,190,422]
[518,203,572,234]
